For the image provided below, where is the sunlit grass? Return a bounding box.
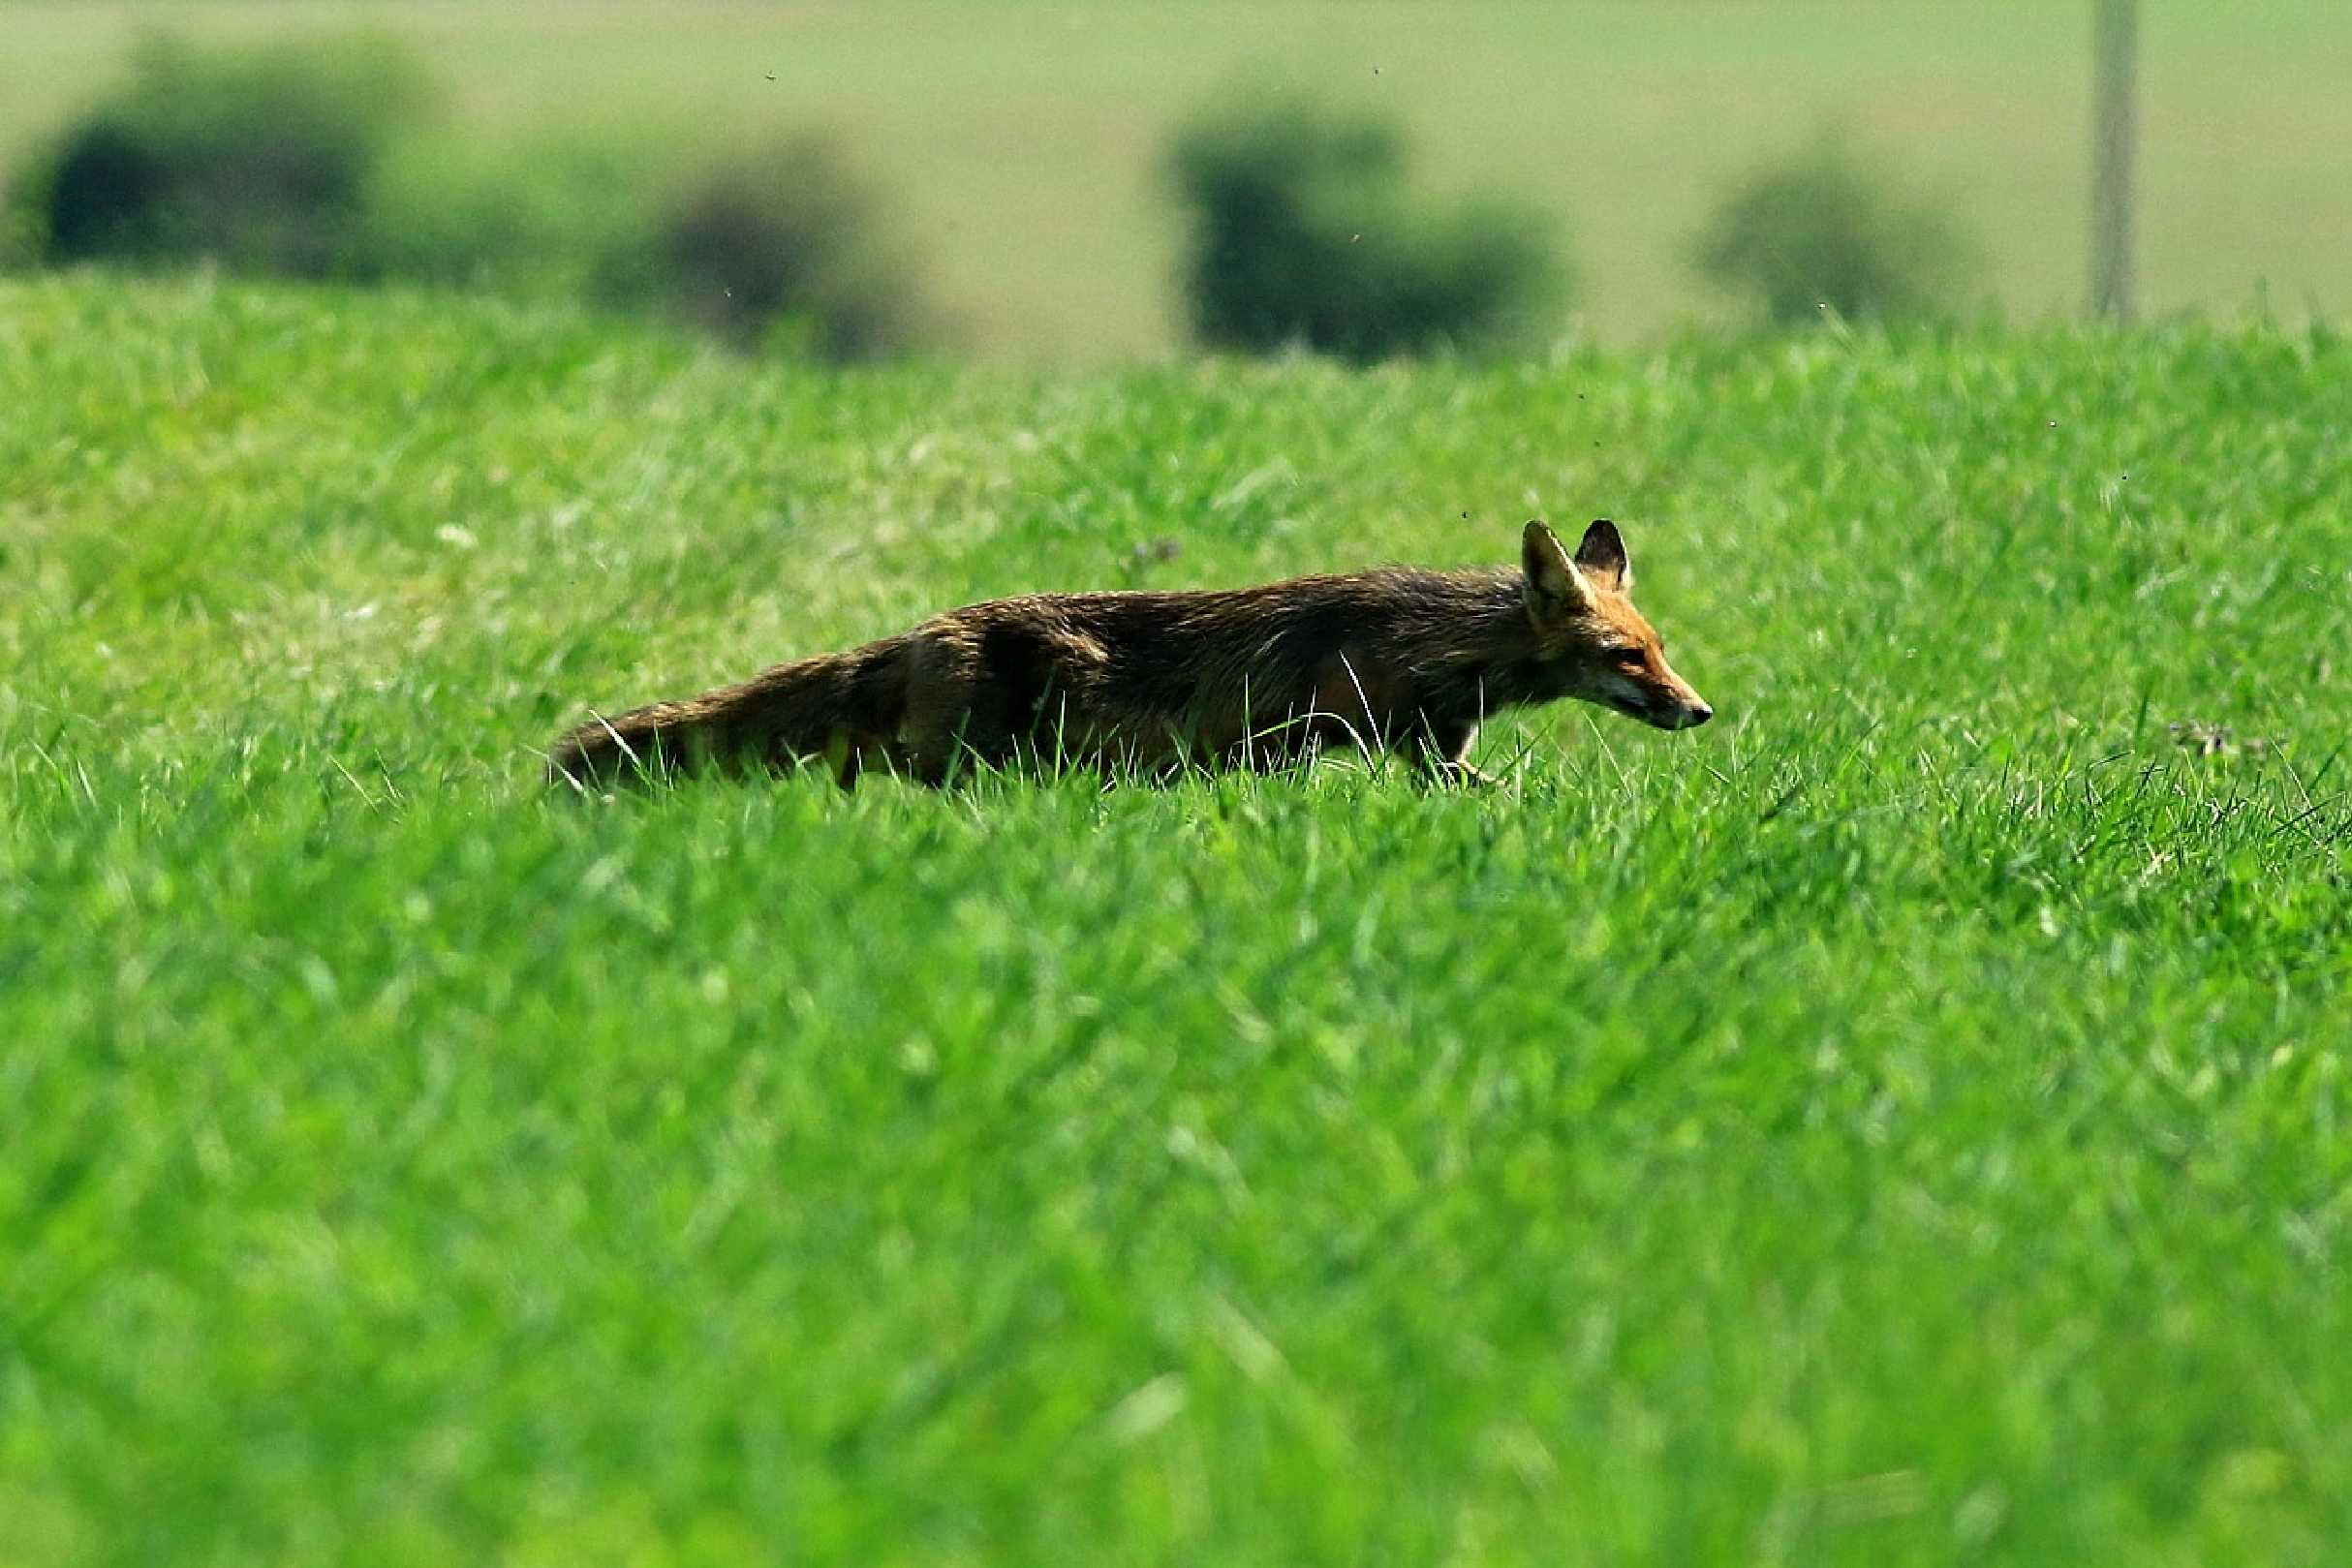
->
[2,274,2348,1565]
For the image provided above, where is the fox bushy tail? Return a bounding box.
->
[545,639,909,786]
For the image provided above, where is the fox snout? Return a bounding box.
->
[1592,668,1713,731]
[1628,691,1712,730]
[1656,668,1713,728]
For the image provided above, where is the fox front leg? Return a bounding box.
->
[1410,718,1494,788]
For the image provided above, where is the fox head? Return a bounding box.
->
[1520,519,1713,730]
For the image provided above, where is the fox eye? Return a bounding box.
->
[1611,645,1648,667]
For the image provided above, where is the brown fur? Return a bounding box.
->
[545,519,1711,788]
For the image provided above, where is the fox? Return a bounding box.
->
[545,517,1712,789]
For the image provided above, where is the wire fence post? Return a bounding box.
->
[2091,0,2139,322]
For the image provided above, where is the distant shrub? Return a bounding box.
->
[1165,89,1565,361]
[356,135,650,299]
[3,36,944,357]
[9,33,432,278]
[1692,133,1979,327]
[598,135,940,360]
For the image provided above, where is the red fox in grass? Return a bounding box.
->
[546,518,1711,788]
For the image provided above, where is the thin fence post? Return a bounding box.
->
[2091,0,2139,322]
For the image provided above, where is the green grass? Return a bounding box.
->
[3,0,2348,358]
[4,272,2351,1565]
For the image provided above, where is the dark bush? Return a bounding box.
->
[4,36,941,358]
[1166,89,1565,361]
[598,135,940,360]
[1691,132,1980,327]
[9,33,432,278]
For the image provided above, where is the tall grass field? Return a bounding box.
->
[4,274,2350,1564]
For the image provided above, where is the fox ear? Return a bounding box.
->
[1573,519,1631,593]
[1522,519,1594,615]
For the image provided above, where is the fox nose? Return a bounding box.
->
[1685,703,1714,728]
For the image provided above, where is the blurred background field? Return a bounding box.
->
[3,0,2346,359]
